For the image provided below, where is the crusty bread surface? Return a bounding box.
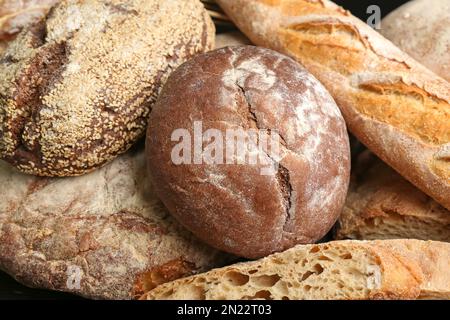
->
[380,0,450,82]
[0,146,231,299]
[0,0,215,177]
[142,239,450,300]
[146,45,350,259]
[336,151,450,242]
[216,0,450,211]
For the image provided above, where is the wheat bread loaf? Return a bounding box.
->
[336,150,450,242]
[0,145,231,299]
[381,0,450,82]
[142,239,450,300]
[216,0,450,211]
[0,0,214,177]
[146,46,350,259]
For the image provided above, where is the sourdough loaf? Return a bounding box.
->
[216,0,450,211]
[142,239,450,300]
[381,0,450,82]
[0,145,231,299]
[146,46,350,259]
[336,151,450,242]
[0,0,214,177]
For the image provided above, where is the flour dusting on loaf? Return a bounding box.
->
[216,0,450,210]
[146,46,350,258]
[0,0,215,176]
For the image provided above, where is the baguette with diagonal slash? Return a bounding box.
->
[216,0,450,210]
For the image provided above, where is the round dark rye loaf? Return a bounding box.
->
[0,145,232,300]
[0,0,215,176]
[146,46,351,259]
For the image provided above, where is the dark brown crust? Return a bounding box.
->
[215,0,450,211]
[146,46,350,259]
[335,151,450,242]
[0,0,215,177]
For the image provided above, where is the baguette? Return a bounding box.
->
[216,0,450,210]
[336,151,450,242]
[142,239,450,300]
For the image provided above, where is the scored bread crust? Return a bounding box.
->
[0,146,232,300]
[146,46,350,259]
[336,151,450,242]
[142,239,450,300]
[216,0,450,211]
[380,0,450,82]
[0,0,215,177]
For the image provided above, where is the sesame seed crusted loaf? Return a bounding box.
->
[381,0,450,82]
[0,144,232,300]
[142,239,450,300]
[336,151,450,242]
[0,0,215,177]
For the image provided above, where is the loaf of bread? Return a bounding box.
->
[381,0,450,82]
[0,0,59,54]
[0,145,232,299]
[215,31,250,48]
[216,0,450,211]
[142,239,450,300]
[0,0,214,177]
[336,151,450,242]
[0,0,59,40]
[146,46,350,259]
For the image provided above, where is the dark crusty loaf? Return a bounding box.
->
[146,46,350,259]
[0,0,59,54]
[142,239,450,300]
[216,0,450,211]
[336,151,450,242]
[0,145,232,299]
[0,0,214,177]
[381,0,450,82]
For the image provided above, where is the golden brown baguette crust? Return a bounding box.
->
[336,151,450,242]
[214,31,251,48]
[216,0,450,210]
[142,240,450,300]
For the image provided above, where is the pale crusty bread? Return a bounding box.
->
[0,146,232,299]
[336,151,450,242]
[216,0,450,211]
[142,239,450,300]
[381,0,450,82]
